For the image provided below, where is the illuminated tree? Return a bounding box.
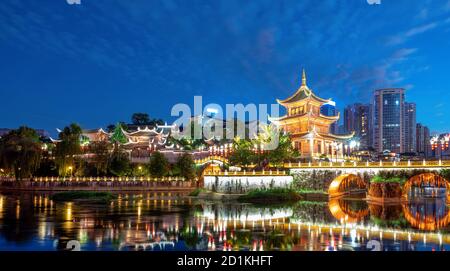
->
[110,123,128,145]
[229,137,255,168]
[54,123,82,176]
[254,124,297,167]
[0,126,42,181]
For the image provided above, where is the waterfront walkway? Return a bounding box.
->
[0,177,197,191]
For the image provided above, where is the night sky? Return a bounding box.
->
[1,0,449,136]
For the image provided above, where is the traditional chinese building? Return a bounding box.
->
[269,70,354,160]
[430,133,450,160]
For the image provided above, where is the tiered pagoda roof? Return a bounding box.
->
[269,69,354,140]
[276,69,332,106]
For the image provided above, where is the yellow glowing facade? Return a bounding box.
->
[270,70,353,159]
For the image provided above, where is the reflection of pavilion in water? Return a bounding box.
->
[200,203,293,222]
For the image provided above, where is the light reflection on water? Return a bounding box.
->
[0,191,449,251]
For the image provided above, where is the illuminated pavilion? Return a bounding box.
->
[269,70,354,160]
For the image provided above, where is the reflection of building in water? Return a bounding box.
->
[200,204,293,222]
[0,196,3,220]
[203,175,293,194]
[403,200,450,231]
[328,199,369,224]
[5,191,450,251]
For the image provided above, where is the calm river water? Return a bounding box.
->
[0,191,449,251]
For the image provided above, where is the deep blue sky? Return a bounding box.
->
[1,0,449,136]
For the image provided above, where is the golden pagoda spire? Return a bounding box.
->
[301,68,307,87]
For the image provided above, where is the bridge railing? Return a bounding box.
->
[194,155,229,165]
[283,160,450,168]
[0,176,187,182]
[204,170,288,176]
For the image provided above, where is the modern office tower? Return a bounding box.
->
[372,88,405,154]
[416,123,430,158]
[343,103,372,149]
[320,101,338,134]
[404,102,417,153]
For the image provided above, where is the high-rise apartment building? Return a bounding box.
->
[404,102,417,153]
[372,88,405,154]
[343,103,372,149]
[416,123,430,158]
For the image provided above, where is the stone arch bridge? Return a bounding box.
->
[288,161,450,198]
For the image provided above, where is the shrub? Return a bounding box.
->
[238,188,301,203]
[189,188,206,197]
[371,175,406,184]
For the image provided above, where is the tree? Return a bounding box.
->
[0,126,42,181]
[110,123,128,145]
[148,151,169,178]
[149,118,164,127]
[254,124,297,167]
[89,140,111,176]
[175,153,195,180]
[132,164,149,177]
[54,123,82,176]
[229,137,255,168]
[267,132,297,167]
[108,149,131,177]
[132,113,150,125]
[106,124,116,133]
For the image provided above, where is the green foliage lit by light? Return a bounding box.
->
[110,123,128,144]
[0,126,42,181]
[54,123,82,176]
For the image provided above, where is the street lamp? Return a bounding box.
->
[68,166,73,177]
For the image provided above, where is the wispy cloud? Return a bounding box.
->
[386,23,438,46]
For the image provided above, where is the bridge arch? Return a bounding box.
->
[402,173,450,198]
[328,174,367,198]
[195,156,229,167]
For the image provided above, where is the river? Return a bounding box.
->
[0,191,449,251]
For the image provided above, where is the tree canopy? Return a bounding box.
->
[108,148,131,177]
[89,140,112,176]
[131,112,164,127]
[131,113,150,125]
[110,123,128,145]
[54,123,82,176]
[175,153,196,180]
[0,126,42,181]
[148,151,169,177]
